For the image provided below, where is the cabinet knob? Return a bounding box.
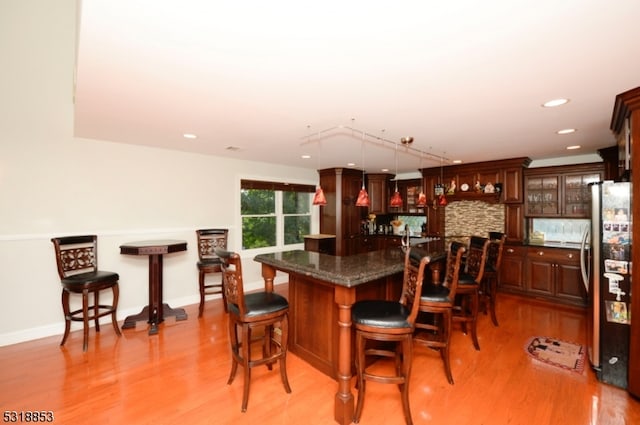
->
[537,251,544,256]
[567,253,573,259]
[507,248,514,253]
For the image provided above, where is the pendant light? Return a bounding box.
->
[389,139,403,208]
[437,154,447,206]
[416,150,427,207]
[355,130,370,207]
[311,126,327,206]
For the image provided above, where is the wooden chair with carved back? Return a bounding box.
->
[51,235,121,351]
[413,241,466,385]
[216,248,291,412]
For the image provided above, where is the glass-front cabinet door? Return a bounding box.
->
[525,175,560,216]
[563,172,601,217]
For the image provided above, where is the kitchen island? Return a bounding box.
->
[254,242,446,425]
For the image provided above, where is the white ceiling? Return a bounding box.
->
[74,0,640,174]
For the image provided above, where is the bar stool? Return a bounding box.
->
[216,248,291,412]
[413,241,466,384]
[196,228,228,316]
[51,235,121,352]
[480,232,506,326]
[454,236,490,350]
[351,247,430,425]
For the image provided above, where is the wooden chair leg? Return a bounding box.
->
[60,290,71,347]
[442,310,454,385]
[82,290,90,352]
[241,325,251,412]
[111,284,122,336]
[264,325,273,371]
[353,332,366,423]
[489,278,499,326]
[93,291,100,332]
[279,315,291,393]
[400,337,413,425]
[227,319,239,385]
[198,270,206,317]
[470,291,480,351]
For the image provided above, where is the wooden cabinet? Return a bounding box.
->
[426,205,445,236]
[502,166,524,203]
[524,164,604,218]
[562,171,602,216]
[499,244,527,294]
[319,168,365,256]
[366,173,392,214]
[505,204,524,242]
[420,157,529,241]
[524,174,560,216]
[525,247,586,307]
[499,245,586,307]
[420,157,530,204]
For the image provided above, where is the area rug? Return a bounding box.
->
[525,336,586,374]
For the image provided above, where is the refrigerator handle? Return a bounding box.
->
[580,227,590,293]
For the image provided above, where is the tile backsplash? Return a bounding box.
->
[444,201,505,241]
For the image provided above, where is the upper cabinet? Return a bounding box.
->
[366,173,392,214]
[524,164,604,218]
[420,157,530,204]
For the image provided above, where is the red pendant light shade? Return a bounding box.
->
[355,129,370,207]
[313,186,327,206]
[390,190,403,207]
[356,187,370,207]
[416,191,427,207]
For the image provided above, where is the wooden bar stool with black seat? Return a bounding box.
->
[413,241,466,385]
[454,236,490,350]
[480,231,506,326]
[351,247,430,425]
[196,228,228,317]
[216,248,291,412]
[51,235,121,352]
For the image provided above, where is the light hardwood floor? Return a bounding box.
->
[1,287,639,425]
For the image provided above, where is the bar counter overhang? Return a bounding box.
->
[254,241,446,425]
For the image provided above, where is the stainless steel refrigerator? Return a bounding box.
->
[581,181,632,389]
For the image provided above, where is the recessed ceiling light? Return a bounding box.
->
[452,159,462,164]
[557,128,576,135]
[301,154,311,159]
[566,145,582,150]
[347,162,356,167]
[183,133,197,139]
[381,168,390,172]
[542,98,570,108]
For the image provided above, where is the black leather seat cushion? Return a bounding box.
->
[458,272,478,286]
[61,270,119,288]
[352,300,411,329]
[420,283,452,303]
[198,258,222,268]
[229,292,289,317]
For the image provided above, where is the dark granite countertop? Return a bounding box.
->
[254,244,446,288]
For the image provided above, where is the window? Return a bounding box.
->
[241,180,314,250]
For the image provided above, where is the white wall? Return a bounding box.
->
[0,0,317,346]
